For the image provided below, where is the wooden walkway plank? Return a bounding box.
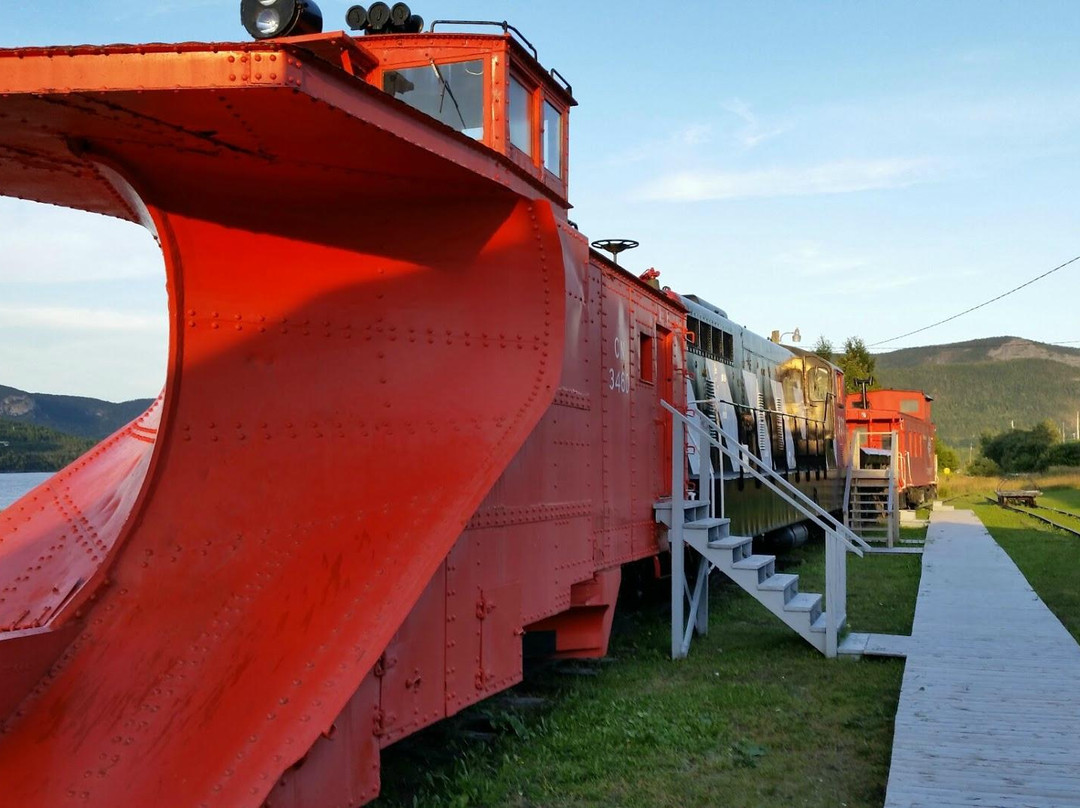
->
[884,507,1080,808]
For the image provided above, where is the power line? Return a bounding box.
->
[869,254,1080,348]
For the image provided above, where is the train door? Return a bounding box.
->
[657,324,674,490]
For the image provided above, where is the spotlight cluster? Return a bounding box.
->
[346,3,424,35]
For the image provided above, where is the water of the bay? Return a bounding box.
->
[0,472,54,509]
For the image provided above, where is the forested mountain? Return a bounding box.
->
[875,337,1080,451]
[0,419,96,472]
[0,384,152,440]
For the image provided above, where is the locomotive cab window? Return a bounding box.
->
[543,100,563,176]
[809,367,831,402]
[509,75,533,156]
[384,60,486,140]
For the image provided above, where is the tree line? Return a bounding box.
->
[0,419,96,472]
[813,336,878,394]
[968,421,1080,475]
[810,335,1080,476]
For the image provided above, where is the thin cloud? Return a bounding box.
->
[637,157,937,202]
[0,305,163,332]
[606,124,714,166]
[776,243,869,277]
[723,98,788,149]
[831,274,927,295]
[0,198,160,283]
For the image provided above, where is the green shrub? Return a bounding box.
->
[966,456,1001,476]
[1045,442,1080,467]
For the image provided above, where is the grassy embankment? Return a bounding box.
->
[372,539,922,808]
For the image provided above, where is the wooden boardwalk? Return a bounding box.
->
[885,507,1080,807]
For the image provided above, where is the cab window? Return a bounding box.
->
[809,367,831,401]
[509,76,533,155]
[543,100,562,176]
[384,60,485,140]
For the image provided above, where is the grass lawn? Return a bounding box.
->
[372,538,920,808]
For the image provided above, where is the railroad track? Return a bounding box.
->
[987,497,1080,538]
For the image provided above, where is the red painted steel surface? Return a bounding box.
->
[0,37,568,807]
[266,235,686,807]
[0,399,161,717]
[0,31,688,808]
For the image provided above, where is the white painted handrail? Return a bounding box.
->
[663,400,869,556]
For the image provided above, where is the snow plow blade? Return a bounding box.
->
[0,36,565,808]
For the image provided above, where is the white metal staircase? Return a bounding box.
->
[657,400,870,659]
[844,433,899,546]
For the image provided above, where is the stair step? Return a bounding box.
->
[731,554,775,583]
[685,517,730,532]
[707,534,752,561]
[783,592,822,613]
[685,516,731,543]
[708,534,750,548]
[809,611,846,634]
[653,499,711,528]
[757,572,799,603]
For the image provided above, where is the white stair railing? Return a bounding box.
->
[824,525,847,657]
[664,400,866,659]
[668,401,869,554]
[842,465,854,530]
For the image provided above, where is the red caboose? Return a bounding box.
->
[846,389,937,507]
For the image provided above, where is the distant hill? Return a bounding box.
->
[0,384,153,440]
[875,337,1080,451]
[0,419,96,473]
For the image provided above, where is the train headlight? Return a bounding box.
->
[241,0,324,40]
[345,3,424,33]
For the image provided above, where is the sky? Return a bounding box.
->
[1,1,1079,401]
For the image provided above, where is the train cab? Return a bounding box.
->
[355,18,576,204]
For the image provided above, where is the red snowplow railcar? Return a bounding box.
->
[846,389,937,506]
[0,9,686,808]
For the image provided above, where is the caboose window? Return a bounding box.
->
[900,398,919,413]
[543,100,562,176]
[639,331,655,384]
[384,60,485,140]
[509,76,533,156]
